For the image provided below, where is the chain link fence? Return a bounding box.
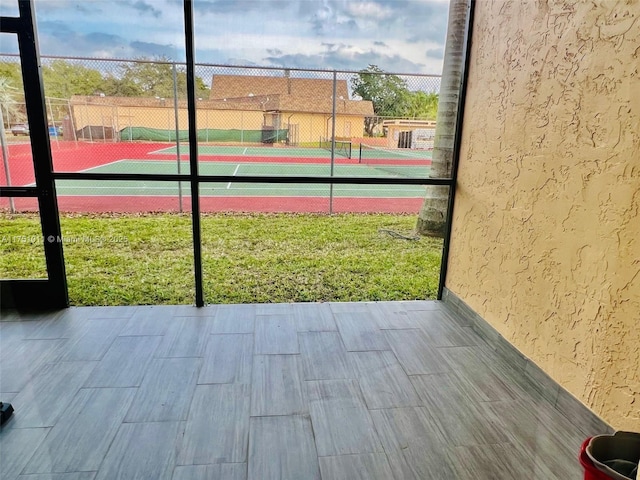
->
[1,54,442,213]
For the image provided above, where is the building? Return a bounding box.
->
[68,75,374,144]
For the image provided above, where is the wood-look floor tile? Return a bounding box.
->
[62,306,137,319]
[24,388,137,474]
[306,379,382,456]
[0,339,65,393]
[251,355,306,416]
[198,334,253,384]
[83,335,160,388]
[299,332,354,380]
[395,300,441,311]
[172,305,218,317]
[154,316,212,358]
[328,302,371,313]
[125,357,200,422]
[17,473,96,480]
[400,443,457,479]
[0,303,605,480]
[415,310,480,347]
[0,427,50,480]
[410,373,509,447]
[447,442,561,480]
[370,303,423,330]
[349,351,421,409]
[94,421,181,480]
[0,321,47,351]
[22,313,82,340]
[255,303,292,315]
[210,305,255,334]
[293,303,336,332]
[334,312,388,351]
[384,329,450,375]
[172,464,246,480]
[179,384,250,465]
[56,318,127,361]
[119,306,176,336]
[369,406,450,480]
[248,415,320,480]
[439,346,517,401]
[9,361,97,428]
[254,315,298,354]
[485,398,587,478]
[319,453,394,480]
[369,406,446,452]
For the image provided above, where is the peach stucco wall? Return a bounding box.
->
[446,0,639,429]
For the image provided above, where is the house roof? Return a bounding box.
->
[211,75,350,100]
[210,75,374,116]
[70,77,375,116]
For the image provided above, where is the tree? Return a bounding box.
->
[416,0,470,237]
[99,75,143,97]
[351,65,410,136]
[0,62,23,92]
[403,91,438,120]
[0,64,26,127]
[0,77,25,127]
[42,60,105,98]
[117,56,210,99]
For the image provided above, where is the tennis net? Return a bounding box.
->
[320,137,352,159]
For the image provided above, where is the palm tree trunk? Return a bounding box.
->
[416,0,470,236]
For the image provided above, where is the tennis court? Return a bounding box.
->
[55,159,430,198]
[2,141,434,213]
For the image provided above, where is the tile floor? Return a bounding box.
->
[0,301,603,479]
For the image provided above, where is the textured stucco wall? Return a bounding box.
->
[447,0,640,429]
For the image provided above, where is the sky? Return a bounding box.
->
[0,0,450,74]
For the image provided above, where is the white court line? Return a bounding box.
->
[227,164,241,189]
[25,158,133,187]
[147,146,176,155]
[242,147,248,155]
[77,158,131,173]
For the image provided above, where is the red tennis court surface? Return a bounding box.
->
[1,141,428,213]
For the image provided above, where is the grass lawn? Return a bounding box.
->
[1,212,442,306]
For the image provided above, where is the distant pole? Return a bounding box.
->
[0,106,16,213]
[67,99,78,146]
[47,97,59,147]
[173,63,183,213]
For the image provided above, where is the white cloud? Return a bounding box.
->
[4,0,450,74]
[346,2,394,20]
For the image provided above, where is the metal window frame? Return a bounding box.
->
[0,0,68,309]
[1,0,474,309]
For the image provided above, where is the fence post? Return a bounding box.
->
[46,97,59,147]
[87,100,93,142]
[67,99,78,146]
[329,71,337,214]
[173,63,183,213]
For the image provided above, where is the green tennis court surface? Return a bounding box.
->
[358,144,434,161]
[56,160,431,197]
[150,145,336,158]
[150,144,434,161]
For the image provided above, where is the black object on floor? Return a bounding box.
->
[1,402,14,425]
